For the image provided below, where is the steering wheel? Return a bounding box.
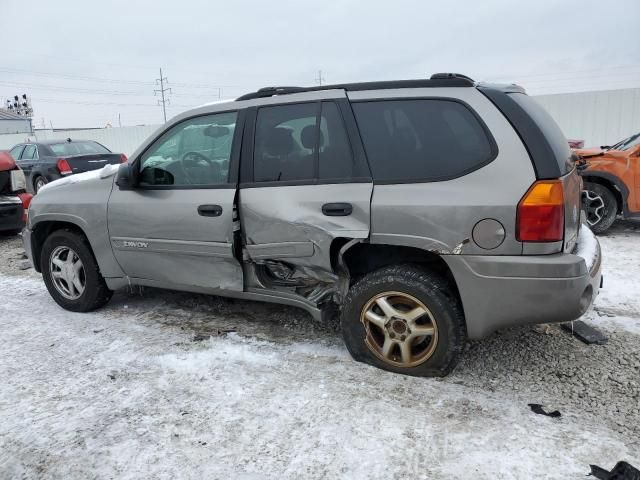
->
[181,151,213,184]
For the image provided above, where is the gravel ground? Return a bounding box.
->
[0,221,639,478]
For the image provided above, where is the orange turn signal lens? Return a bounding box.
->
[516,180,565,242]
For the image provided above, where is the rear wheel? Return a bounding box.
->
[341,264,466,377]
[582,182,617,234]
[34,176,47,193]
[41,230,113,311]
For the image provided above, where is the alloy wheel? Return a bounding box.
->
[360,291,438,368]
[49,246,86,300]
[35,177,47,192]
[582,189,605,227]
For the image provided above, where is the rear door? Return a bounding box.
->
[108,110,245,291]
[239,98,372,275]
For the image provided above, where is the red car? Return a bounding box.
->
[0,151,32,235]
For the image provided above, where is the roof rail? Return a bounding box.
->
[236,73,475,101]
[430,72,475,82]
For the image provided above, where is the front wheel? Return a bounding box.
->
[41,229,113,312]
[582,182,617,234]
[341,264,466,377]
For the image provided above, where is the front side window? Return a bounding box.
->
[21,144,38,160]
[9,145,24,160]
[139,112,237,187]
[352,99,496,183]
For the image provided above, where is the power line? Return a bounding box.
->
[315,70,325,86]
[154,68,172,123]
[0,81,146,96]
[0,67,155,86]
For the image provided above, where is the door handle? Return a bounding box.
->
[322,202,353,216]
[198,204,223,217]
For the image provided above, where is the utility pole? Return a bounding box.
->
[315,70,325,86]
[154,68,172,123]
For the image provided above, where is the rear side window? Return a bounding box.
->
[254,103,317,182]
[253,101,364,183]
[508,93,572,175]
[352,99,496,183]
[50,141,110,156]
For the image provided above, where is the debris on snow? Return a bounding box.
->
[589,461,640,480]
[528,404,561,418]
[561,320,608,345]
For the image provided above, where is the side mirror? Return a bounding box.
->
[139,166,175,186]
[115,163,136,190]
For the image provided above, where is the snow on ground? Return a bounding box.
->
[583,220,640,334]
[0,221,639,479]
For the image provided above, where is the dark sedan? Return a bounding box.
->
[9,139,127,193]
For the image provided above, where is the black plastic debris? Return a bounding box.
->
[192,334,211,342]
[561,320,608,345]
[589,461,640,480]
[528,403,561,418]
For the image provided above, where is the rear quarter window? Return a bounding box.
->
[352,99,497,183]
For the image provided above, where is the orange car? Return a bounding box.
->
[575,132,640,233]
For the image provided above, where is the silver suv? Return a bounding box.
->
[23,73,602,377]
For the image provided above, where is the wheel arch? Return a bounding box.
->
[581,172,628,214]
[30,219,91,273]
[335,240,462,305]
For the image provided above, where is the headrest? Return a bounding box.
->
[300,125,325,150]
[263,127,294,156]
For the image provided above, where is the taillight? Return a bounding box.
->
[56,158,72,175]
[516,180,564,242]
[120,153,128,163]
[18,193,32,224]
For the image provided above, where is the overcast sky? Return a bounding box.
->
[2,0,639,128]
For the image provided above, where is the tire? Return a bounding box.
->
[341,264,466,377]
[582,182,617,234]
[34,176,47,193]
[40,229,113,312]
[0,229,22,237]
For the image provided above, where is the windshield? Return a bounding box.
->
[49,141,111,156]
[609,132,640,151]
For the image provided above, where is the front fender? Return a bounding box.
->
[28,170,124,278]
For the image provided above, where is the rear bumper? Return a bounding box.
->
[22,226,36,269]
[444,228,602,339]
[0,196,24,232]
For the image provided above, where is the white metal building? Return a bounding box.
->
[0,109,32,135]
[534,88,640,148]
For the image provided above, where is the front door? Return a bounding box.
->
[108,110,244,291]
[239,99,373,277]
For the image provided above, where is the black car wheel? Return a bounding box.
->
[582,182,617,234]
[34,176,47,193]
[41,229,113,312]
